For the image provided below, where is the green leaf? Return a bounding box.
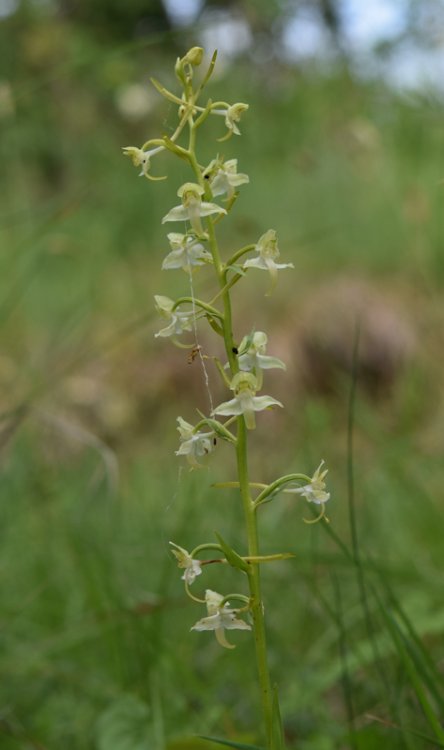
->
[215,533,249,573]
[271,685,286,750]
[95,694,153,750]
[199,736,265,750]
[203,418,236,443]
[225,264,246,276]
[207,316,224,336]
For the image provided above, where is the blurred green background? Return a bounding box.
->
[2,1,444,748]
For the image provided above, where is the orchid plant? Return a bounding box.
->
[123,47,330,750]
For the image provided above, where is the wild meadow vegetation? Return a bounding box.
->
[2,17,444,750]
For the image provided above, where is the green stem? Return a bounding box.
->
[237,419,273,746]
[187,114,274,749]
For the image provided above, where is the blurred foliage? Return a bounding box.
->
[1,3,444,750]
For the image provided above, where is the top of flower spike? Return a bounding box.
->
[175,47,204,82]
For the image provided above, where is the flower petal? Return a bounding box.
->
[212,397,244,417]
[162,205,189,223]
[252,395,284,412]
[198,202,227,218]
[256,354,286,370]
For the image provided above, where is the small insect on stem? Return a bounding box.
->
[188,345,202,364]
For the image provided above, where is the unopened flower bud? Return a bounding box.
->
[183,47,204,66]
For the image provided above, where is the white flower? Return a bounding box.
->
[169,542,202,585]
[204,158,249,201]
[284,461,330,505]
[162,182,226,236]
[191,589,251,649]
[237,331,286,388]
[154,295,194,338]
[212,372,283,430]
[161,233,212,272]
[122,145,164,180]
[244,229,294,289]
[212,102,249,141]
[175,416,215,468]
[225,103,249,135]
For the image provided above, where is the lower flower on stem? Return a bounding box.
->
[191,589,251,649]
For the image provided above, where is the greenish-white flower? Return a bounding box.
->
[238,331,286,388]
[122,145,164,180]
[284,461,330,505]
[169,542,202,585]
[212,372,283,430]
[204,158,249,201]
[175,416,215,468]
[243,229,294,289]
[191,589,251,649]
[154,295,193,338]
[162,233,212,272]
[212,102,249,141]
[162,182,226,236]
